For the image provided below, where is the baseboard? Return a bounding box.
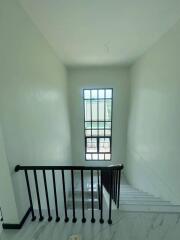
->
[2,207,31,230]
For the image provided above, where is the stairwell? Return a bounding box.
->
[67,174,99,210]
[68,173,180,213]
[118,179,180,213]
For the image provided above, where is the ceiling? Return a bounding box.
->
[18,0,180,66]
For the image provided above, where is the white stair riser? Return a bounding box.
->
[118,205,180,212]
[119,201,172,206]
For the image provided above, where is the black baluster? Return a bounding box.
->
[81,170,86,223]
[52,170,60,222]
[117,169,121,209]
[62,170,69,222]
[91,170,95,223]
[97,170,101,210]
[115,170,118,205]
[99,170,104,224]
[112,172,115,202]
[71,170,77,223]
[24,170,36,221]
[112,172,114,203]
[112,171,114,203]
[108,169,113,224]
[42,170,52,221]
[0,207,3,221]
[34,170,43,221]
[114,172,116,203]
[113,170,116,204]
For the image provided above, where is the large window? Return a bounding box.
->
[83,88,113,161]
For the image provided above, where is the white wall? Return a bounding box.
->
[68,66,130,166]
[0,0,72,222]
[126,18,180,204]
[0,126,18,224]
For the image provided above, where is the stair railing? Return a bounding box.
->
[15,164,123,225]
[101,164,123,209]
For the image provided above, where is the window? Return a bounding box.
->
[83,88,113,161]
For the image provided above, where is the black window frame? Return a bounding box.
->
[83,88,113,161]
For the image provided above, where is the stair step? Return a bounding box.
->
[120,194,155,198]
[120,194,160,198]
[120,198,170,202]
[67,199,99,209]
[69,191,98,199]
[121,189,149,192]
[119,204,180,212]
[120,197,164,202]
[120,190,150,194]
[120,192,155,197]
[121,186,140,189]
[68,199,99,204]
[119,200,171,205]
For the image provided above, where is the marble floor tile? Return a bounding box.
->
[1,210,180,240]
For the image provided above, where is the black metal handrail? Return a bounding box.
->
[15,164,123,225]
[15,165,123,171]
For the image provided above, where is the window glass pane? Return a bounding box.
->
[105,154,111,160]
[99,100,104,121]
[105,130,111,136]
[85,130,91,136]
[92,130,98,136]
[99,154,104,160]
[99,130,104,136]
[86,154,92,160]
[99,138,110,153]
[105,99,112,121]
[92,100,97,121]
[85,100,91,121]
[85,122,91,129]
[105,122,111,129]
[92,122,97,129]
[84,90,90,99]
[92,154,98,160]
[99,89,104,98]
[106,89,112,98]
[86,138,97,153]
[99,122,104,129]
[92,90,97,98]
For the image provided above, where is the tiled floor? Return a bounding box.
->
[1,174,180,240]
[1,210,180,240]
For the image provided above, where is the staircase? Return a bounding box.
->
[67,174,180,213]
[118,182,180,212]
[67,190,99,210]
[67,175,100,210]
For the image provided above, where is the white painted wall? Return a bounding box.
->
[0,0,72,222]
[68,66,130,166]
[0,126,18,223]
[126,18,180,204]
